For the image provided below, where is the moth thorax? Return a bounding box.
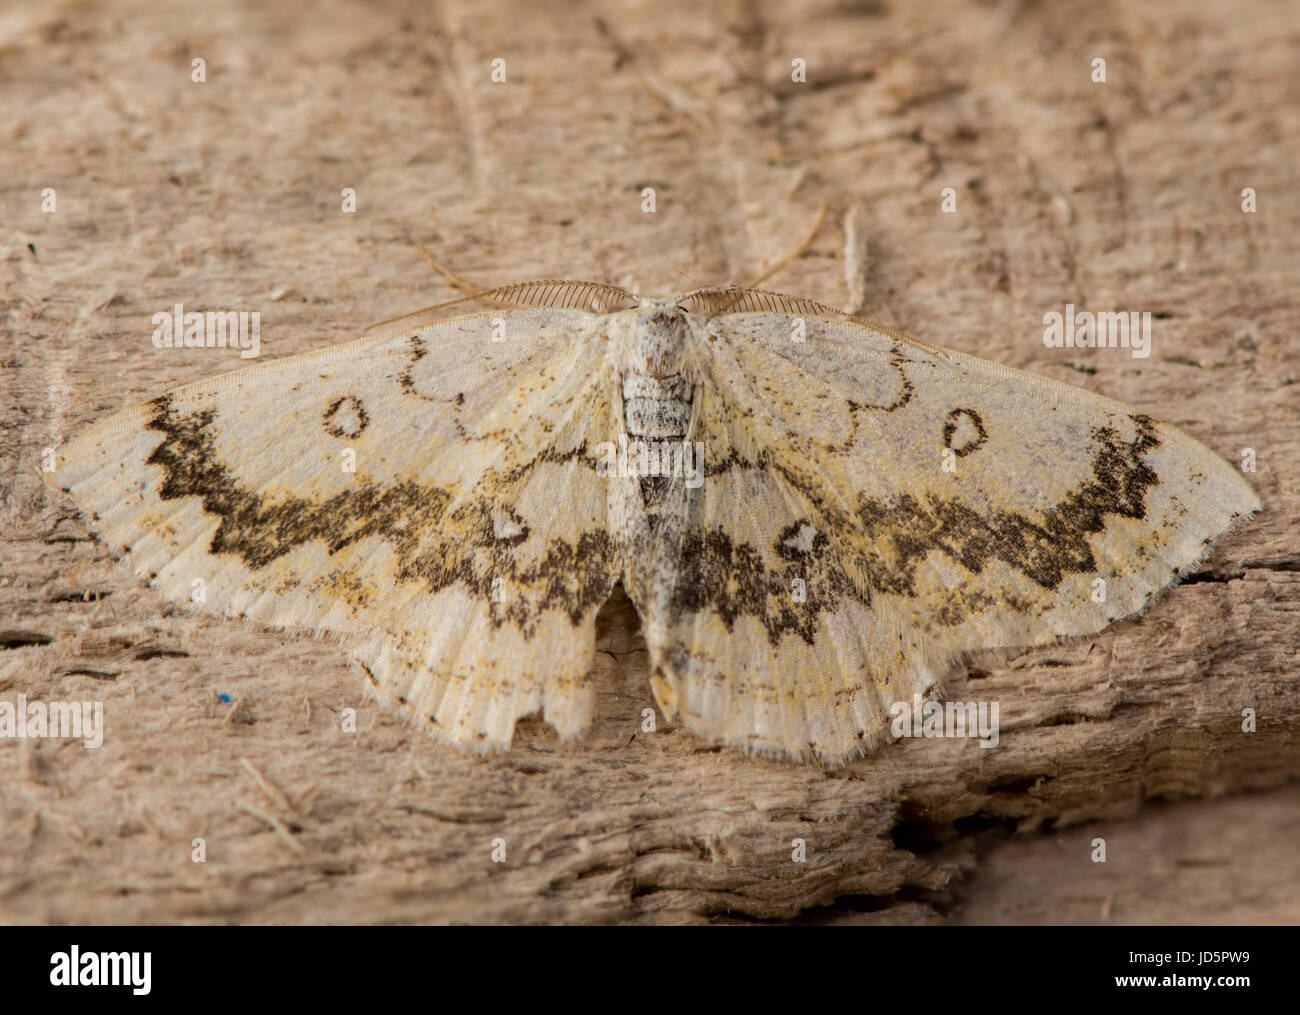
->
[623,374,692,440]
[633,308,689,378]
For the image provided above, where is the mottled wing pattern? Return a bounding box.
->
[645,298,1260,763]
[49,309,621,749]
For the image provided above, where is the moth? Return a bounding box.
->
[46,281,1261,764]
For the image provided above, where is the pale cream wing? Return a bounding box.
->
[47,307,623,749]
[643,295,1259,764]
